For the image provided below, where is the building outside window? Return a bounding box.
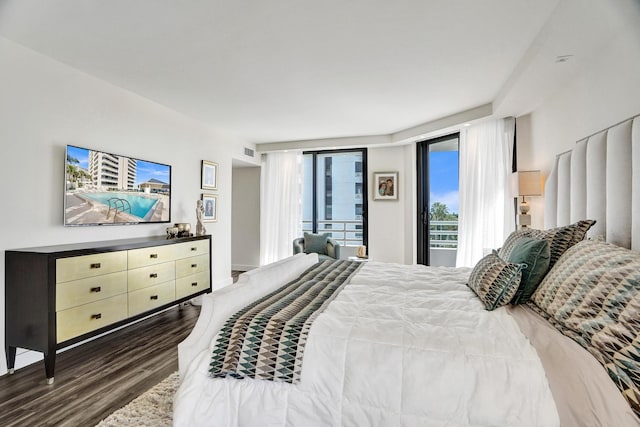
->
[302,149,367,248]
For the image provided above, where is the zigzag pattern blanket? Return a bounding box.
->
[209,259,363,383]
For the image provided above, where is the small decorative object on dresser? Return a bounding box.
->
[4,235,211,384]
[196,199,207,235]
[201,160,218,190]
[373,171,398,200]
[166,225,179,239]
[175,222,192,237]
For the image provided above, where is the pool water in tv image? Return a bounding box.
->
[65,145,171,225]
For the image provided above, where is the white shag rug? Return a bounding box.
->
[95,372,178,427]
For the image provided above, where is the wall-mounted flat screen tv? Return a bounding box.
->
[64,145,171,226]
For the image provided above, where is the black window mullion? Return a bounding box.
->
[311,153,318,234]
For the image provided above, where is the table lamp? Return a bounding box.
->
[512,170,542,227]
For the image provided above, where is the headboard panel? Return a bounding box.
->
[585,132,606,240]
[544,115,640,250]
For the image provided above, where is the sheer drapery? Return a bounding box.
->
[456,118,515,267]
[260,151,303,265]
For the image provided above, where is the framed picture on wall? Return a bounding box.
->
[201,193,218,222]
[373,171,398,200]
[201,160,218,190]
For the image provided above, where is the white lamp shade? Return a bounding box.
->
[511,170,542,197]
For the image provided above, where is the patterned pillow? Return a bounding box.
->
[498,229,530,260]
[467,251,525,311]
[530,240,640,418]
[303,232,329,255]
[506,237,550,304]
[499,219,595,269]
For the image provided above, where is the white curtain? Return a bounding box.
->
[456,118,515,267]
[260,151,302,265]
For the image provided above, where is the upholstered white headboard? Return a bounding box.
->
[544,114,640,251]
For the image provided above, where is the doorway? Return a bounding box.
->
[231,159,261,271]
[417,133,460,266]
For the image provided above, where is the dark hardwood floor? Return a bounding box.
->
[0,303,200,427]
[231,270,244,282]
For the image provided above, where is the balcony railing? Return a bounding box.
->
[301,220,363,247]
[300,219,458,250]
[430,220,458,249]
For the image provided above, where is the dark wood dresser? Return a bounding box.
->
[5,235,211,383]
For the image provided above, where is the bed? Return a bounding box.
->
[174,115,640,426]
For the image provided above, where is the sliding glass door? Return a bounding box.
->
[417,134,459,266]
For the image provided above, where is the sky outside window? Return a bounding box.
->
[429,151,459,214]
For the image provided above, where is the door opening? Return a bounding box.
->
[417,133,460,266]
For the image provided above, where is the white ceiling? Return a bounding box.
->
[0,0,636,144]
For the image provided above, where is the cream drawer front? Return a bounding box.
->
[176,271,210,300]
[128,245,176,269]
[128,281,175,317]
[56,271,127,311]
[175,254,209,278]
[174,240,209,259]
[57,294,127,343]
[127,262,176,292]
[56,251,127,283]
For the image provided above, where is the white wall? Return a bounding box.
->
[0,37,251,374]
[231,167,261,270]
[367,145,415,264]
[516,21,640,229]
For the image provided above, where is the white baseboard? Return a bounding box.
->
[232,264,258,271]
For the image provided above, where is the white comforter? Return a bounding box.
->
[174,262,559,426]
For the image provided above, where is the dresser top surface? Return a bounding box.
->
[7,235,211,255]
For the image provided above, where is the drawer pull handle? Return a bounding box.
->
[91,313,102,320]
[90,286,101,293]
[149,273,158,278]
[191,247,197,251]
[191,282,198,287]
[150,295,159,300]
[90,263,101,269]
[149,254,158,259]
[191,264,197,268]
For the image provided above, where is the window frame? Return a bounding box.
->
[416,132,460,265]
[303,148,368,249]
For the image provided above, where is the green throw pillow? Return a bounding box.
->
[507,237,550,304]
[303,232,329,256]
[467,251,525,311]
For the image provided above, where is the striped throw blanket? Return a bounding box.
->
[209,260,363,383]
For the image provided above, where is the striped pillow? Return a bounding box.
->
[530,240,640,418]
[499,219,595,269]
[498,229,530,260]
[467,251,524,311]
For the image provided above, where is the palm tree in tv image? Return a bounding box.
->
[66,154,92,191]
[66,154,81,190]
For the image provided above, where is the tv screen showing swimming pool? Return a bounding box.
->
[64,145,171,226]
